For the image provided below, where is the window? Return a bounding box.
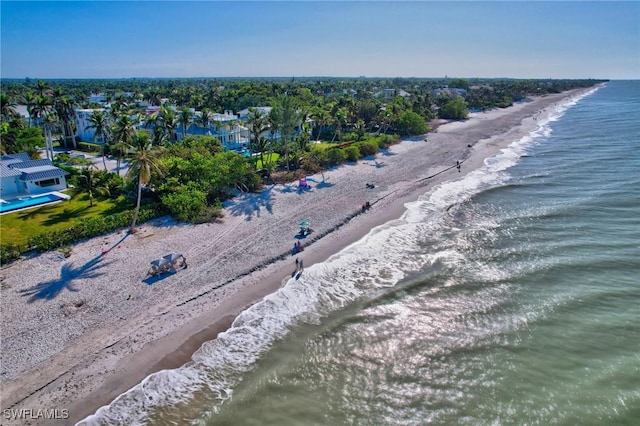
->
[35,178,59,187]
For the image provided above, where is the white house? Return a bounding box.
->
[178,110,249,150]
[373,89,412,99]
[238,106,273,119]
[0,153,68,198]
[75,108,107,142]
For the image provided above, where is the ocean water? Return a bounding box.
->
[83,81,640,426]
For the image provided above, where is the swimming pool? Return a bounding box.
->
[0,192,69,214]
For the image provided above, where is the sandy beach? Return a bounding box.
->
[0,89,587,425]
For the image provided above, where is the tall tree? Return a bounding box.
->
[32,95,52,130]
[0,93,19,122]
[126,131,162,233]
[35,80,50,98]
[22,91,37,127]
[77,166,109,207]
[246,107,269,165]
[157,104,178,143]
[311,106,330,141]
[52,89,76,149]
[86,110,110,170]
[111,114,138,175]
[331,107,348,142]
[177,107,194,140]
[273,95,303,171]
[196,108,213,130]
[41,112,59,160]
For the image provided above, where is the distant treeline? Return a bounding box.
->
[2,76,606,115]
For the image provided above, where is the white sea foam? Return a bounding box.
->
[79,89,599,425]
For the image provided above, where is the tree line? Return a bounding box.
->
[1,77,605,231]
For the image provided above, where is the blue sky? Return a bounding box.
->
[1,1,638,79]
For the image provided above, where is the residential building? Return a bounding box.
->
[0,153,68,198]
[177,111,249,151]
[75,108,108,142]
[373,89,412,99]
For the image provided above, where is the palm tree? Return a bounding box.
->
[52,89,77,149]
[86,110,110,170]
[0,93,18,122]
[157,104,178,143]
[42,112,59,161]
[126,131,162,233]
[111,114,138,175]
[22,91,37,127]
[33,95,52,130]
[331,107,348,142]
[274,95,304,171]
[177,107,193,141]
[311,107,330,142]
[267,108,280,168]
[77,166,109,207]
[246,107,269,164]
[196,108,213,130]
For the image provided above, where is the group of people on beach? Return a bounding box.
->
[292,240,303,254]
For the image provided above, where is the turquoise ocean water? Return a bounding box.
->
[83,81,639,425]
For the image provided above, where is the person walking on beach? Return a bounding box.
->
[295,258,299,270]
[456,160,461,172]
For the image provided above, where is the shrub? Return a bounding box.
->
[356,140,379,157]
[343,145,360,162]
[161,187,207,222]
[0,242,22,265]
[78,142,102,153]
[397,110,429,135]
[26,206,162,252]
[326,148,347,166]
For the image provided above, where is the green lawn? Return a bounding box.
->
[254,152,280,169]
[0,191,135,248]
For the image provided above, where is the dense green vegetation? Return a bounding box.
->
[0,76,605,262]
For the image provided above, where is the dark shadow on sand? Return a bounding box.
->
[226,187,275,221]
[19,234,129,303]
[315,181,335,189]
[20,255,113,303]
[142,269,177,285]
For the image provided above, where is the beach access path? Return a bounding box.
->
[0,89,588,425]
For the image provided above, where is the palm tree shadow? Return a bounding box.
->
[316,181,335,189]
[19,234,128,303]
[19,255,113,303]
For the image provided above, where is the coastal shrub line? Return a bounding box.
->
[0,206,163,263]
[26,206,163,252]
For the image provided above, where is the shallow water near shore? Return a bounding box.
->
[83,81,640,425]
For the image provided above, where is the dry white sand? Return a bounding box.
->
[0,90,587,425]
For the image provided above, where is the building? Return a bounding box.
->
[0,153,68,198]
[75,108,108,142]
[237,106,273,119]
[177,111,249,151]
[373,89,412,99]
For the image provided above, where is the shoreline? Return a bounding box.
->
[0,88,593,425]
